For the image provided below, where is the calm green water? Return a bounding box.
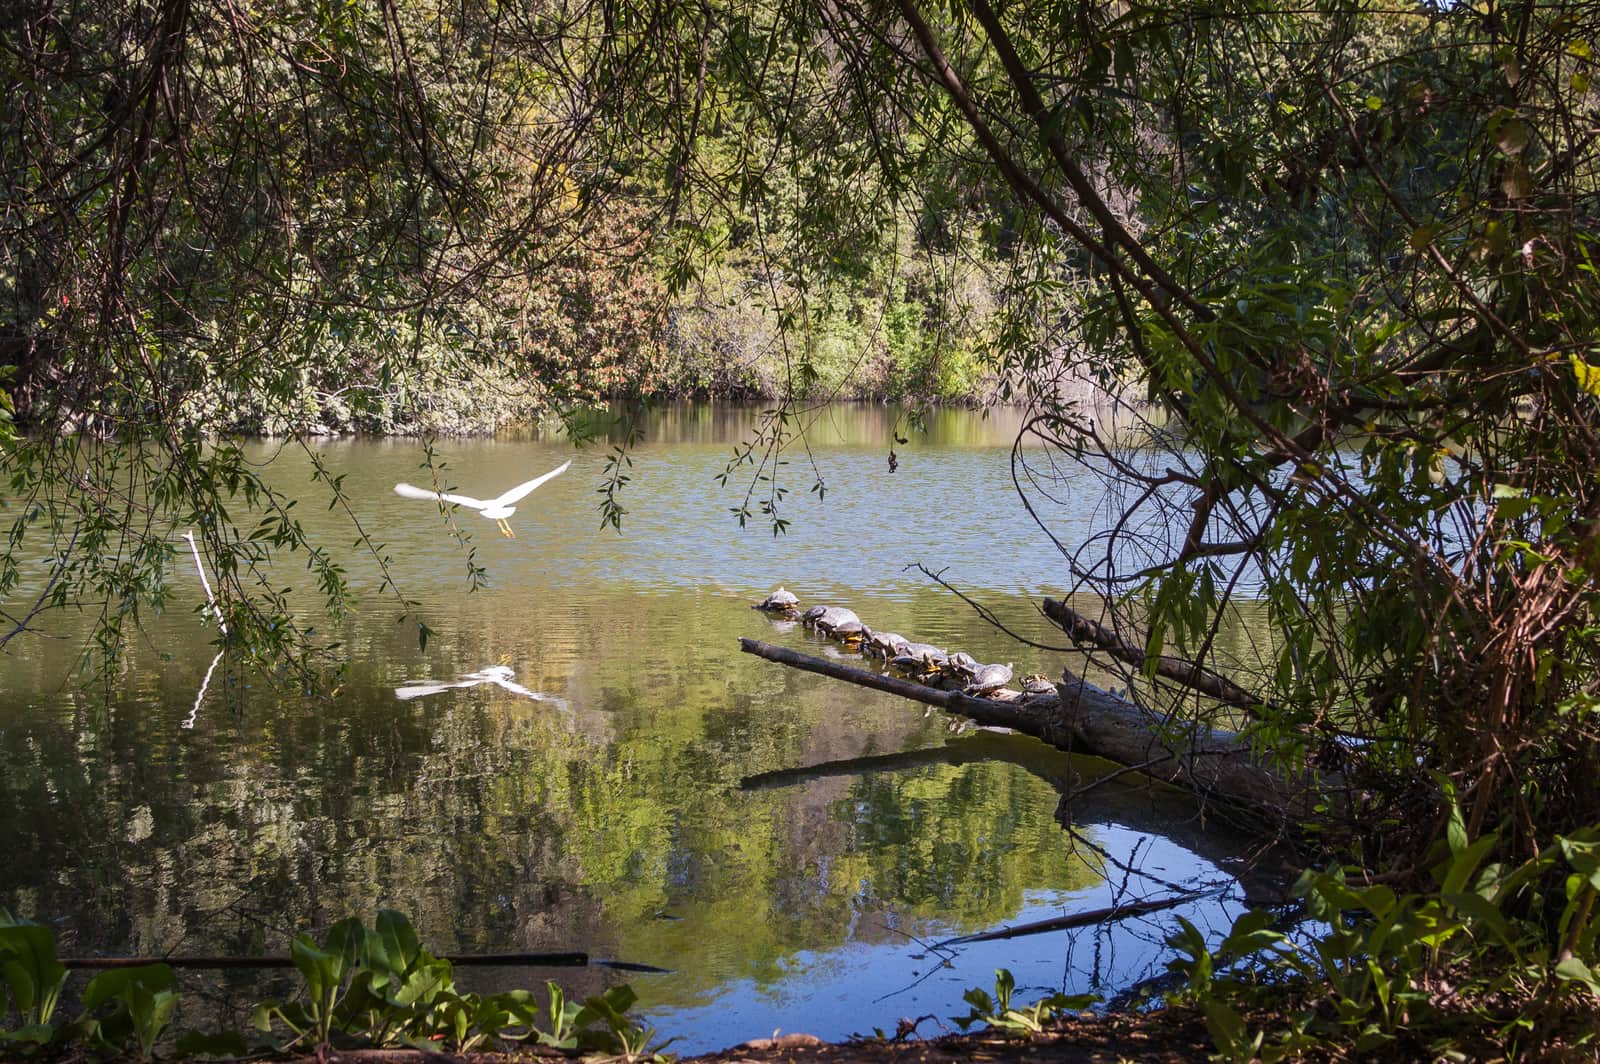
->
[0,403,1252,1051]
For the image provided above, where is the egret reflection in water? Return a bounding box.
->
[395,665,567,710]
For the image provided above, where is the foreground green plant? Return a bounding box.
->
[0,909,664,1059]
[1169,821,1600,1061]
[250,911,667,1056]
[78,964,180,1061]
[0,910,68,1048]
[951,968,1097,1038]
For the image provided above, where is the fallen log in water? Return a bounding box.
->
[739,638,1334,824]
[1039,596,1265,714]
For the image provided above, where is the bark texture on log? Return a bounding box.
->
[739,638,1328,822]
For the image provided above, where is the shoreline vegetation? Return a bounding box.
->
[2,907,1221,1063]
[8,0,1600,1058]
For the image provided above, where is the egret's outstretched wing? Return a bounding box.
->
[482,675,545,699]
[461,666,517,683]
[489,460,572,507]
[394,483,491,510]
[394,680,474,700]
[482,675,571,711]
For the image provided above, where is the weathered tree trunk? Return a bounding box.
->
[739,638,1333,825]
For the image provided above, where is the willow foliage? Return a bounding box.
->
[0,0,659,667]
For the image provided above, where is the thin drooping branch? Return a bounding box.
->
[0,525,79,651]
[965,0,1208,321]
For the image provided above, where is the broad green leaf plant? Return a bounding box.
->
[0,909,661,1059]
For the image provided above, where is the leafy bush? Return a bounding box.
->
[0,909,664,1060]
[1169,821,1600,1061]
[79,965,179,1061]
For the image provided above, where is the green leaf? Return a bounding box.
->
[1447,797,1468,855]
[1200,998,1253,1056]
[1220,908,1283,957]
[0,1024,54,1046]
[1408,224,1443,251]
[1555,956,1600,996]
[1571,355,1600,397]
[369,910,422,977]
[1440,892,1512,945]
[81,964,179,1058]
[993,968,1015,1011]
[1441,835,1498,895]
[0,922,69,1026]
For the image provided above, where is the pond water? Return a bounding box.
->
[0,402,1256,1052]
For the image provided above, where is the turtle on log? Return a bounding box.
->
[754,588,801,615]
[964,662,1014,696]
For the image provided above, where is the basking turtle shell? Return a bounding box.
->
[831,620,866,644]
[900,642,948,668]
[964,662,1014,696]
[801,605,828,626]
[864,629,909,660]
[943,652,980,680]
[1021,674,1056,698]
[888,652,941,676]
[870,630,908,656]
[755,587,801,614]
[813,606,861,633]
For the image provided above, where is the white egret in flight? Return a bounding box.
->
[394,460,571,537]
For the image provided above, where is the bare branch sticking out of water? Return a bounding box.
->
[934,889,1222,948]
